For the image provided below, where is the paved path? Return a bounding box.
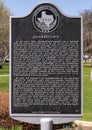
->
[0,75,9,77]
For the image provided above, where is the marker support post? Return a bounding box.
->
[40,118,53,130]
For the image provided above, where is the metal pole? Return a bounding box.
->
[40,118,53,130]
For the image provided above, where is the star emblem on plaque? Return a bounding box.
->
[33,5,59,33]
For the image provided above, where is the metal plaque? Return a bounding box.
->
[10,3,83,124]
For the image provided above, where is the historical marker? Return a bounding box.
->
[10,3,83,124]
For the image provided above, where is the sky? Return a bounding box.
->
[3,0,92,17]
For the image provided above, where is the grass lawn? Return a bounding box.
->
[0,62,9,75]
[83,64,92,121]
[0,76,9,91]
[0,63,9,92]
[0,126,22,130]
[0,62,92,121]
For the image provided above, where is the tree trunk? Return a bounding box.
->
[3,44,9,64]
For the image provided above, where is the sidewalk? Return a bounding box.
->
[75,120,92,127]
[0,75,9,77]
[56,121,92,130]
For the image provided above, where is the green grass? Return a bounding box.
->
[0,63,9,92]
[0,126,22,130]
[0,76,9,91]
[0,63,9,75]
[83,66,92,121]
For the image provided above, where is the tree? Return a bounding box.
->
[0,0,11,63]
[81,9,92,54]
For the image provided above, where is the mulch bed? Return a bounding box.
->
[0,92,41,129]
